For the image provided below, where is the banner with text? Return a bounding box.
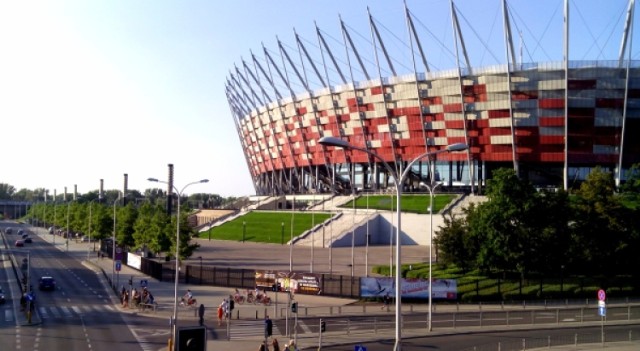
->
[361,277,457,300]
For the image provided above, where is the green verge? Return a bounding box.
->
[199,211,332,244]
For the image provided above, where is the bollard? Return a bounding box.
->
[256,310,258,319]
[168,338,173,351]
[236,310,239,320]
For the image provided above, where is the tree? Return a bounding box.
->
[0,183,16,199]
[467,168,539,277]
[167,209,200,260]
[115,203,138,249]
[434,210,475,272]
[571,167,638,275]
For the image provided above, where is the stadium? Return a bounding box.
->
[225,0,640,196]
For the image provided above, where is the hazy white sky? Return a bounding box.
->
[0,0,636,197]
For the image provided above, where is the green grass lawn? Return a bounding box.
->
[340,194,457,214]
[372,262,638,301]
[199,211,333,244]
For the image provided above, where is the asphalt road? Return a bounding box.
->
[0,222,148,351]
[319,324,640,351]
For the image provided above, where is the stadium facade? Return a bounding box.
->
[225,0,640,195]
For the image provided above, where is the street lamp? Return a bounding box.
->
[66,198,71,251]
[319,136,467,351]
[112,192,123,288]
[147,177,209,351]
[419,178,444,332]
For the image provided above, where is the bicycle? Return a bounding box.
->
[233,293,245,305]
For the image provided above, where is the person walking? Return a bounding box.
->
[264,315,273,339]
[272,338,281,351]
[217,303,224,326]
[382,292,391,311]
[198,304,205,326]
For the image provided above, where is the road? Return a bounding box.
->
[318,324,640,351]
[0,221,161,351]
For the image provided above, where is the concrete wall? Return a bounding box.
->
[329,212,446,247]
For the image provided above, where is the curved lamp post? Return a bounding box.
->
[319,136,467,351]
[147,177,209,351]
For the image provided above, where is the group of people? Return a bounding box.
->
[180,289,197,306]
[258,338,299,351]
[121,286,154,308]
[232,287,270,304]
[217,297,231,326]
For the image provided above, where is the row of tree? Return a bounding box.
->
[0,183,235,209]
[435,166,640,279]
[26,199,199,260]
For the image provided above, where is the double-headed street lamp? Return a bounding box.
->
[420,179,444,332]
[319,136,467,351]
[147,177,209,351]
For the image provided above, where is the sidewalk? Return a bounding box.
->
[29,226,640,351]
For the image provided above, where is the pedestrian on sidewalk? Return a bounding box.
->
[217,303,224,326]
[264,315,273,339]
[272,338,280,351]
[198,304,205,326]
[382,292,390,311]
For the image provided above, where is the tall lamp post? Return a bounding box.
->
[420,178,444,332]
[112,192,122,287]
[319,136,467,351]
[148,177,209,351]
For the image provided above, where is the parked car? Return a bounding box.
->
[24,237,33,243]
[39,276,56,291]
[15,240,24,247]
[5,228,12,234]
[81,236,92,242]
[0,287,5,304]
[17,229,24,235]
[21,234,29,239]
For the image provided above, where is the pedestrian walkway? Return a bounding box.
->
[26,224,640,351]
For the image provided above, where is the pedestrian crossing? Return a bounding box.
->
[38,304,117,319]
[228,320,281,340]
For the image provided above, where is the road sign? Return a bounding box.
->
[355,346,367,351]
[597,289,606,301]
[115,261,122,272]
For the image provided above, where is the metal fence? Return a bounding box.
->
[139,257,361,298]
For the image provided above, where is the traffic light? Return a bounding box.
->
[320,319,326,333]
[177,326,206,351]
[291,302,298,313]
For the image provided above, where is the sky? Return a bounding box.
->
[0,0,637,198]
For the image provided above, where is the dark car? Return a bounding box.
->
[5,228,12,234]
[17,229,24,235]
[22,234,29,239]
[24,237,33,243]
[0,288,5,304]
[39,277,56,291]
